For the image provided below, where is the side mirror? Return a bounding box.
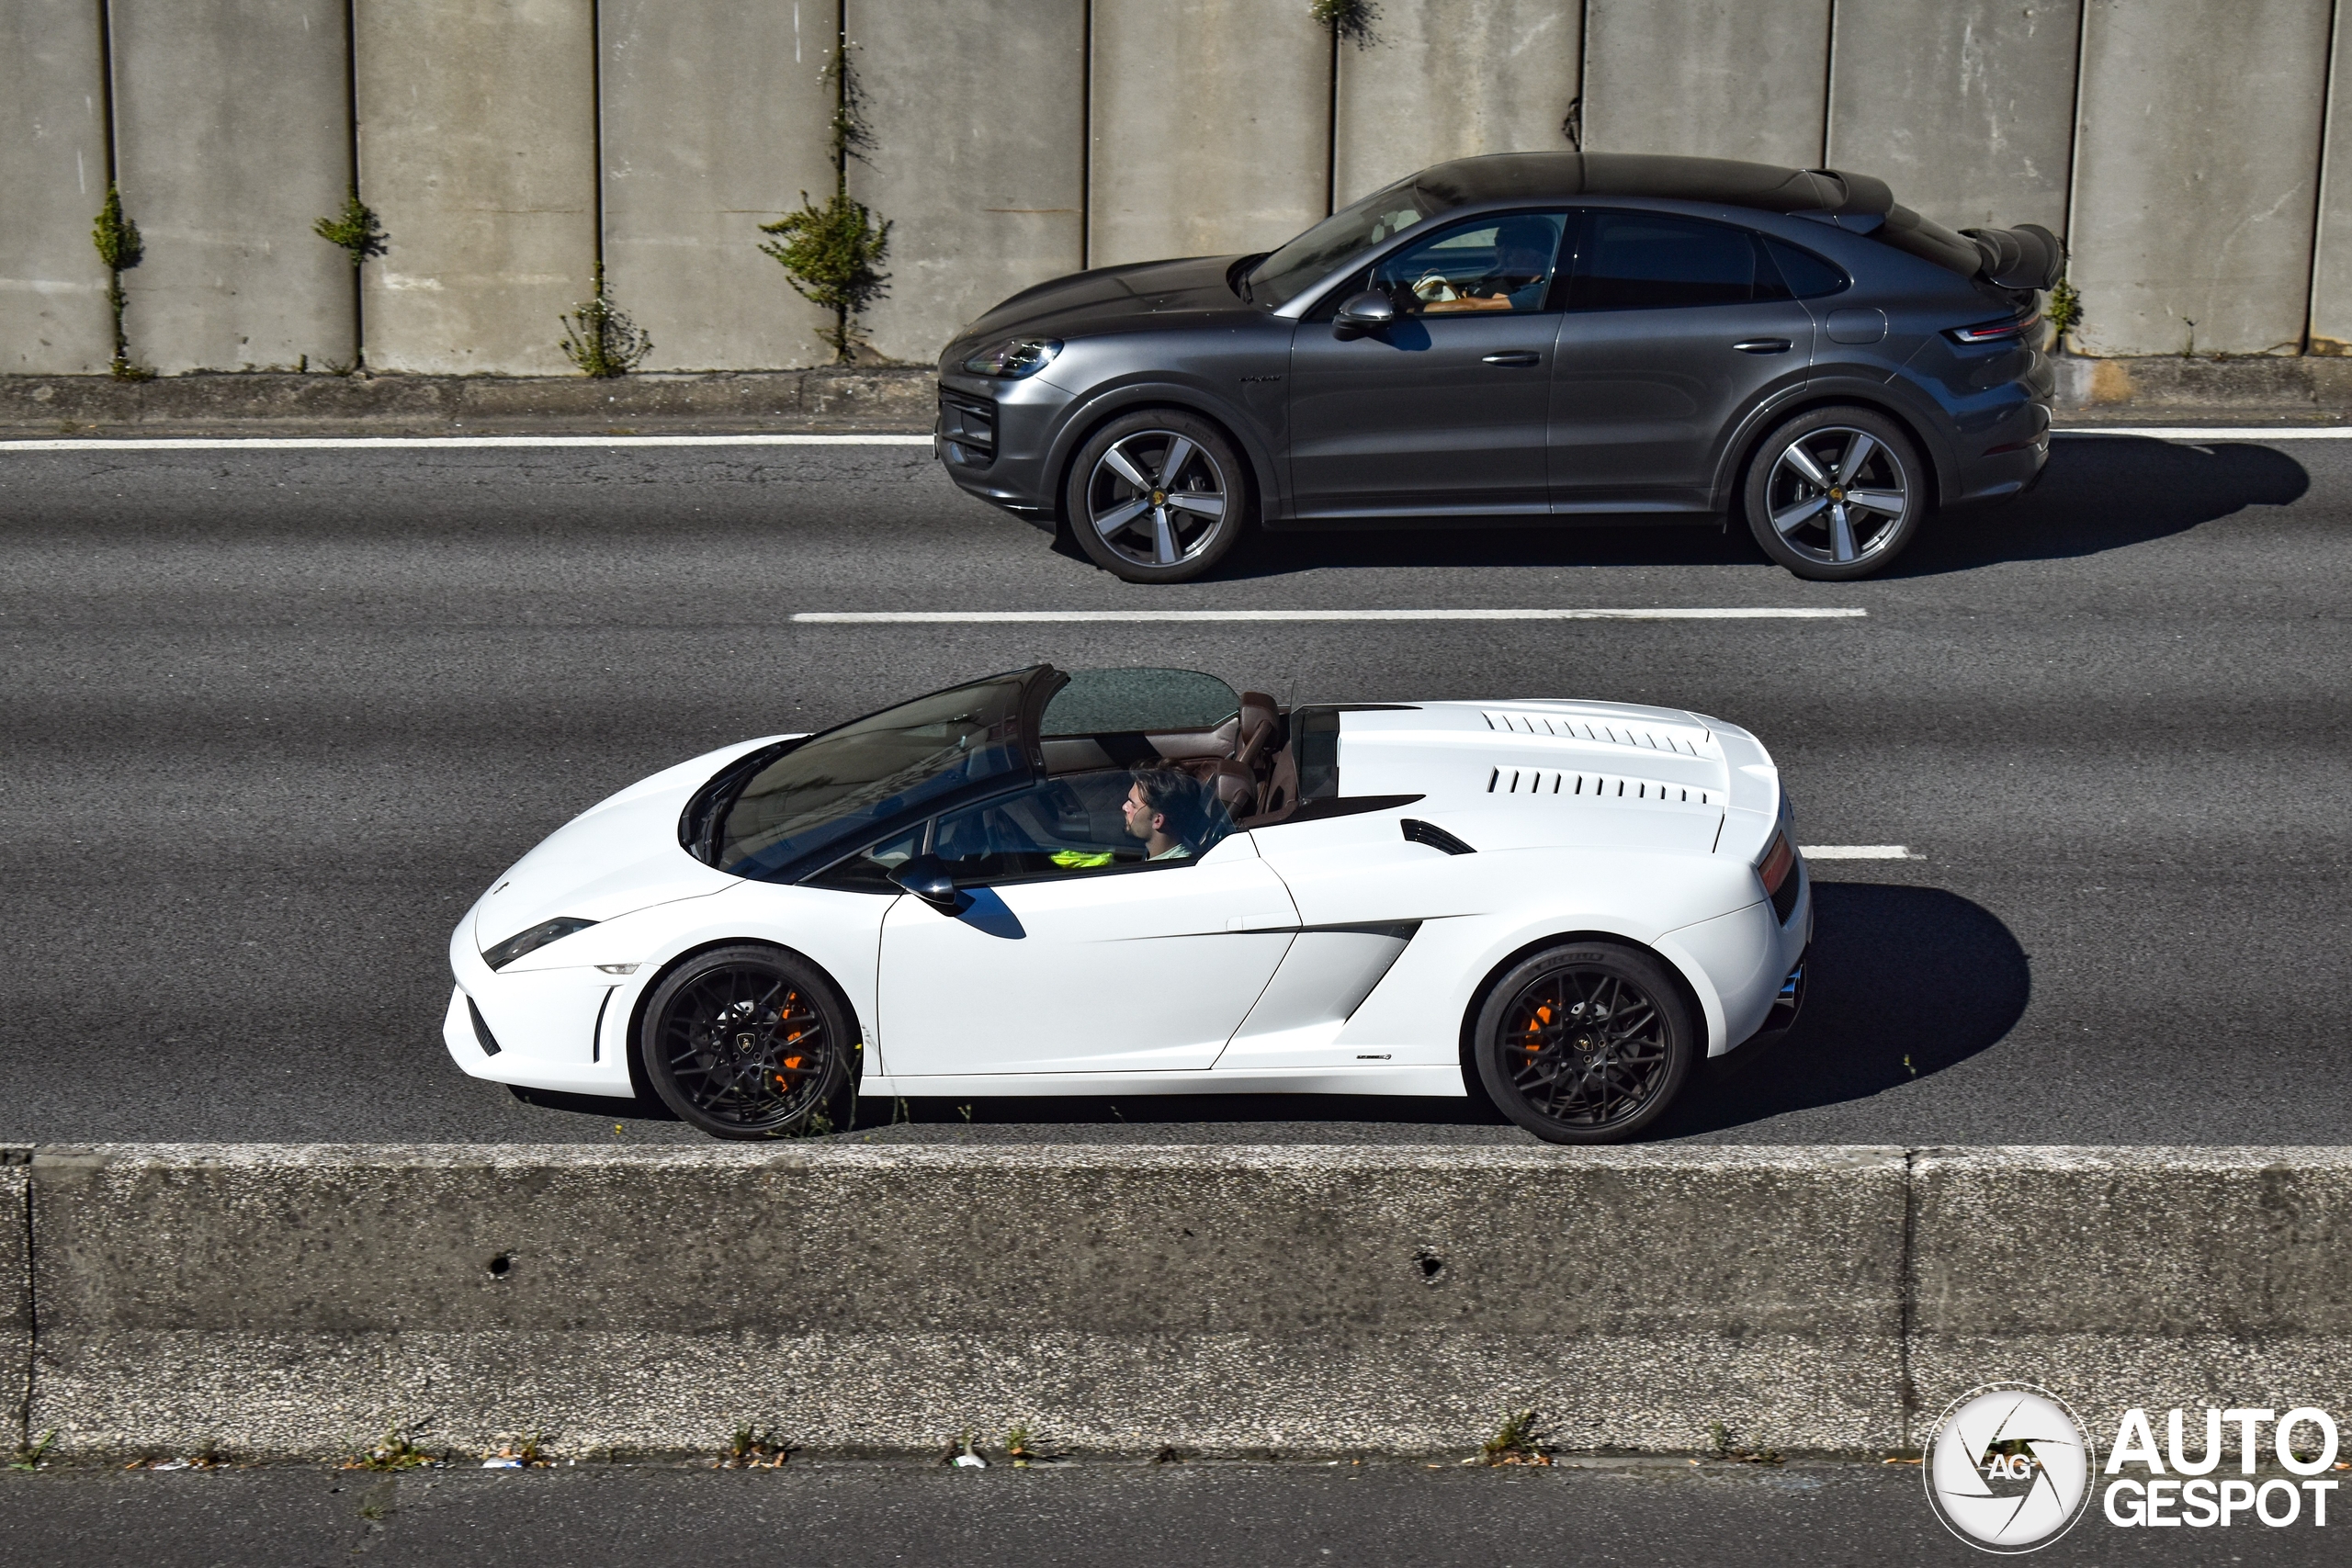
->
[1332,290,1396,340]
[889,853,964,914]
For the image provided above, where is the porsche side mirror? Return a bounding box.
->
[1332,290,1396,340]
[889,853,964,914]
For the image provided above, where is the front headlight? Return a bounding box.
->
[961,337,1061,378]
[482,916,598,970]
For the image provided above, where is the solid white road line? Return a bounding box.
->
[1799,845,1919,860]
[2055,426,2352,440]
[792,607,1868,623]
[0,434,934,451]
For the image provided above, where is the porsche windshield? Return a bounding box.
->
[715,673,1029,877]
[1244,178,1451,308]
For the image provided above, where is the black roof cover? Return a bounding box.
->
[1409,152,1892,222]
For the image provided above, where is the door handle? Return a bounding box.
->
[1733,338,1793,354]
[1480,351,1543,367]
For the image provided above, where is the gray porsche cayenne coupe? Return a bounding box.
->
[935,151,2061,583]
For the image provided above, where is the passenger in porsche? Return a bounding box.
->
[1124,764,1209,862]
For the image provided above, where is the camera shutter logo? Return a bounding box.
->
[1925,1383,2097,1552]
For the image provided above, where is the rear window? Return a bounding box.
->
[1570,212,1780,310]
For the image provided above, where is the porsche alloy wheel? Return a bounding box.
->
[1066,411,1250,582]
[639,946,853,1139]
[1742,405,1926,581]
[1474,944,1696,1145]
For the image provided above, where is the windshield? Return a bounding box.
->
[1244,178,1452,309]
[715,673,1030,877]
[1041,667,1240,735]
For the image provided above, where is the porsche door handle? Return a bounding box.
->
[1733,338,1793,354]
[1480,351,1544,367]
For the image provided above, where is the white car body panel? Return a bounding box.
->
[877,830,1295,1077]
[445,697,1809,1105]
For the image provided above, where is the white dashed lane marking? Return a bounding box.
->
[793,608,1868,623]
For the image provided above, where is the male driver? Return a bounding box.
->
[1123,765,1206,861]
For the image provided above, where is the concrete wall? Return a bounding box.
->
[1331,0,1582,208]
[1583,0,1833,169]
[18,1143,2352,1461]
[354,0,598,375]
[847,0,1088,363]
[13,1,2352,374]
[1825,0,2081,233]
[1090,0,1333,267]
[2306,5,2352,354]
[0,0,114,373]
[600,0,835,372]
[2068,0,2334,357]
[110,0,356,375]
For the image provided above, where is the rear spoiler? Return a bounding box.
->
[1801,168,2065,290]
[1959,223,2065,290]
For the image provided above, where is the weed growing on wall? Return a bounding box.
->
[759,42,892,364]
[1313,0,1381,47]
[91,184,152,380]
[314,188,388,268]
[2046,273,2083,351]
[560,262,652,378]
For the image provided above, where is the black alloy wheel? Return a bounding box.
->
[639,945,854,1139]
[1064,408,1252,583]
[1473,944,1696,1145]
[1742,404,1928,581]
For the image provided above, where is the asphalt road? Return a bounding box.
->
[1,432,2344,1145]
[8,1460,2338,1568]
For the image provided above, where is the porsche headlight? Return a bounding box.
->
[482,916,598,970]
[961,337,1061,378]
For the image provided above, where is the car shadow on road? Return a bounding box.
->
[1887,436,2308,575]
[1054,435,2307,580]
[1644,881,2030,1140]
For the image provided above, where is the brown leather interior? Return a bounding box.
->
[1050,694,1296,824]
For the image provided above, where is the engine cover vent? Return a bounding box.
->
[1481,709,1708,756]
[1487,766,1719,807]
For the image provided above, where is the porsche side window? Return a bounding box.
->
[1569,211,1770,310]
[1369,211,1567,317]
[931,769,1233,885]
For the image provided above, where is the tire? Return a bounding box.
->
[1063,409,1252,583]
[638,944,855,1140]
[1472,943,1698,1145]
[1741,405,1928,581]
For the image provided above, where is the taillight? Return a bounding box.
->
[1757,830,1802,923]
[1946,311,2038,345]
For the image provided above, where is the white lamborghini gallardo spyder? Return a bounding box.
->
[447,665,1808,1143]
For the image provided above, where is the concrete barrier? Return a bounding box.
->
[1911,1148,2352,1431]
[1824,0,2079,234]
[1330,0,1581,208]
[847,0,1087,365]
[2,1156,24,1444]
[1089,0,1332,269]
[1583,0,1831,168]
[26,1144,1907,1458]
[2068,0,2332,357]
[110,0,356,376]
[354,0,597,375]
[599,0,834,372]
[0,0,114,374]
[17,1143,2352,1461]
